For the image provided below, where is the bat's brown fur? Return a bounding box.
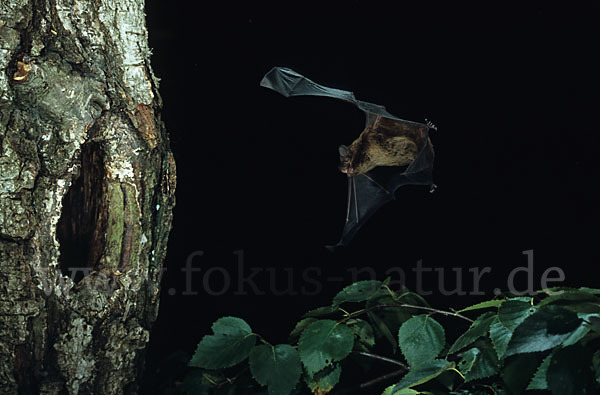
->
[342,117,432,176]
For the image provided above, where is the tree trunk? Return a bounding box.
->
[0,0,175,393]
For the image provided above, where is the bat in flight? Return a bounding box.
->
[260,67,436,250]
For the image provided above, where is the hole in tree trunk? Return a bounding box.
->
[56,142,107,283]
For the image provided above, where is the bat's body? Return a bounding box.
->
[341,116,431,176]
[260,67,435,249]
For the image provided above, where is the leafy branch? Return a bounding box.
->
[176,282,600,395]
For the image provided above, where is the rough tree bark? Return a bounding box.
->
[0,0,175,393]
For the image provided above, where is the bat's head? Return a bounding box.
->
[338,145,356,176]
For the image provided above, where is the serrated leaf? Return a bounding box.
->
[298,320,354,375]
[368,311,398,352]
[561,322,591,346]
[547,344,595,395]
[382,387,418,395]
[526,352,552,390]
[498,300,536,331]
[538,289,600,308]
[249,344,302,395]
[579,287,600,295]
[346,318,375,347]
[501,353,541,394]
[398,315,445,367]
[303,306,337,318]
[457,348,478,373]
[290,318,317,339]
[488,301,537,359]
[588,315,600,333]
[448,312,495,354]
[488,316,511,359]
[332,280,382,307]
[505,305,582,356]
[304,364,341,394]
[189,317,256,369]
[456,299,505,313]
[392,359,454,391]
[458,344,499,382]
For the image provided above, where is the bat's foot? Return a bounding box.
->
[429,183,438,193]
[425,118,438,131]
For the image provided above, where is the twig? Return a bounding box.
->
[396,303,474,323]
[355,351,409,370]
[343,302,474,323]
[214,366,248,389]
[359,368,405,389]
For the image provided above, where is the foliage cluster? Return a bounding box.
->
[163,281,600,394]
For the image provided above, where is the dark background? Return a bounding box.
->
[143,1,599,391]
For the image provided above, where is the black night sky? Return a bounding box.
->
[142,2,600,391]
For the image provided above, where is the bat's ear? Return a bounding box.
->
[338,145,350,159]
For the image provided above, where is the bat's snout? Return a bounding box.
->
[339,162,356,177]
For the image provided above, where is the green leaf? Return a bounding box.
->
[368,311,398,352]
[579,287,600,295]
[488,300,537,359]
[249,344,302,395]
[539,290,600,313]
[457,348,478,373]
[346,318,375,347]
[365,292,414,353]
[538,289,600,314]
[501,353,541,394]
[398,315,445,368]
[448,312,495,354]
[588,315,600,333]
[304,364,341,394]
[290,318,317,339]
[392,359,454,391]
[382,387,418,395]
[547,344,595,395]
[526,352,552,390]
[332,280,382,307]
[498,299,536,331]
[298,320,354,375]
[189,317,256,369]
[303,306,337,318]
[488,316,511,359]
[456,299,505,313]
[458,343,499,382]
[505,305,582,356]
[561,322,591,347]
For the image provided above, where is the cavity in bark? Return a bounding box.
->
[56,142,107,282]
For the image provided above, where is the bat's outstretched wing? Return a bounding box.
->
[326,138,435,250]
[261,67,411,122]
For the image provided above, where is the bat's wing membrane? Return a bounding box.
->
[260,67,356,102]
[327,174,394,250]
[261,67,408,122]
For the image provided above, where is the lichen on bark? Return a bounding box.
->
[0,0,175,393]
